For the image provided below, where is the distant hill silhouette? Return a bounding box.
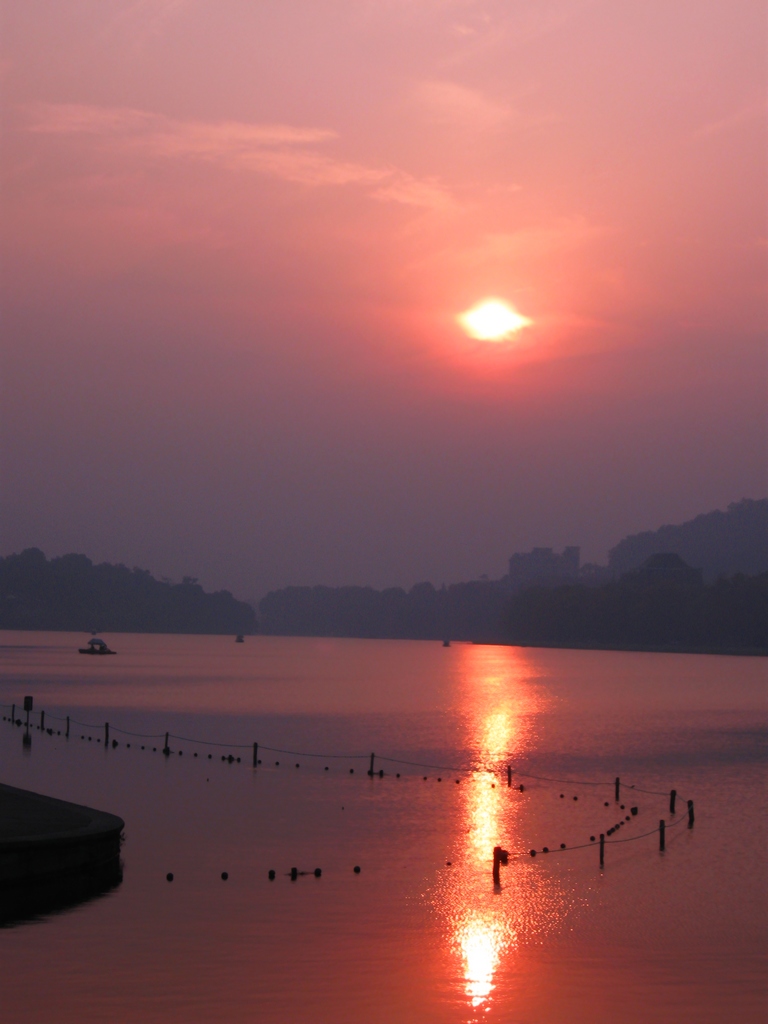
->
[608,498,768,581]
[0,549,256,635]
[259,498,767,652]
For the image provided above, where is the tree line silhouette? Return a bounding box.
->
[258,571,767,653]
[502,571,767,653]
[0,549,256,635]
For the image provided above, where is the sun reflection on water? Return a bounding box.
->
[458,911,508,1008]
[430,644,565,1020]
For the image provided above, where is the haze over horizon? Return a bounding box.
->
[1,1,765,601]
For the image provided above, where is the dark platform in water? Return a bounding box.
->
[0,783,124,885]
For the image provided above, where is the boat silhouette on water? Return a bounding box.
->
[78,638,116,655]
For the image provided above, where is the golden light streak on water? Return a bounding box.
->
[431,645,566,1020]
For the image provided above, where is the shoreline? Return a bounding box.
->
[0,627,764,657]
[474,639,767,657]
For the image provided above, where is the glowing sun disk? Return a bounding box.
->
[458,299,532,341]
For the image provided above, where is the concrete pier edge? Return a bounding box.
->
[0,783,124,884]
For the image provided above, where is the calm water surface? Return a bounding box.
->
[0,632,765,1023]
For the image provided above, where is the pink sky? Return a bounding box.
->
[1,0,765,598]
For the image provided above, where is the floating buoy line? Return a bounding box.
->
[1,699,695,874]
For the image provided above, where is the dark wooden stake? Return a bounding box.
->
[492,845,509,884]
[659,819,665,851]
[369,752,375,777]
[669,789,677,814]
[599,833,605,867]
[40,710,45,731]
[105,722,109,746]
[163,731,170,756]
[11,704,14,726]
[615,777,620,801]
[507,765,512,787]
[687,799,695,828]
[253,742,258,767]
[66,715,70,738]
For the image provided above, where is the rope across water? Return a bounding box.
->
[1,700,695,863]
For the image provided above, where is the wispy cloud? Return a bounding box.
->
[692,102,765,140]
[26,103,455,210]
[108,0,190,32]
[372,173,456,210]
[472,219,607,259]
[414,80,511,131]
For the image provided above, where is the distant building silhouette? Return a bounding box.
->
[506,546,580,591]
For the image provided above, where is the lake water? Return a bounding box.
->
[0,632,765,1023]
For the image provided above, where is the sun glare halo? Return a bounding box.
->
[458,299,532,341]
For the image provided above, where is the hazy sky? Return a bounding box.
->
[1,0,765,600]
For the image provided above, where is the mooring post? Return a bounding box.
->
[492,845,509,884]
[369,752,375,777]
[40,710,45,731]
[599,833,605,867]
[670,789,677,814]
[253,742,258,768]
[507,765,512,787]
[66,715,70,738]
[615,777,620,801]
[163,731,170,756]
[687,799,695,828]
[105,722,109,747]
[11,704,15,726]
[24,696,33,732]
[659,819,666,852]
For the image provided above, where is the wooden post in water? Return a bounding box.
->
[24,696,33,731]
[66,715,70,738]
[11,704,14,726]
[105,722,109,746]
[669,789,677,814]
[369,752,375,777]
[253,742,258,768]
[687,799,695,828]
[40,710,45,731]
[492,845,509,884]
[507,765,512,787]
[163,731,170,756]
[599,833,605,867]
[659,819,666,851]
[615,777,620,801]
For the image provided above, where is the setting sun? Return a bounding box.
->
[458,299,532,341]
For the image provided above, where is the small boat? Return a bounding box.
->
[235,635,245,643]
[78,638,116,655]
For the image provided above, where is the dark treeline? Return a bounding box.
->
[259,580,508,641]
[503,572,768,654]
[260,571,767,654]
[0,549,256,635]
